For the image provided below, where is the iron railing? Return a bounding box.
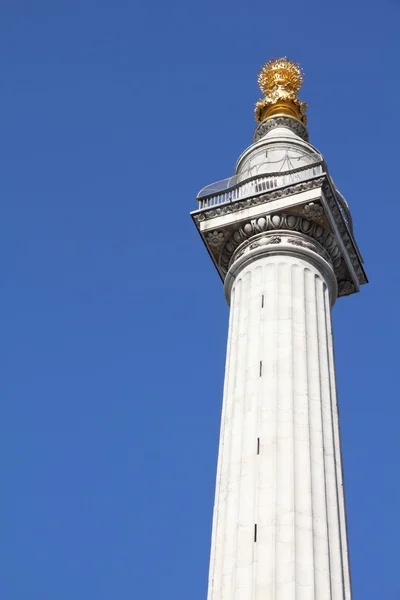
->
[197,163,324,210]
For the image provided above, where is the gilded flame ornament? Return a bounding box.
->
[255,57,308,125]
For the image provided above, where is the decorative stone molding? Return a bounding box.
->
[206,230,225,247]
[253,116,309,142]
[218,213,341,276]
[232,231,330,266]
[322,179,367,285]
[193,177,325,224]
[191,171,367,298]
[303,201,324,222]
[287,236,318,252]
[248,234,281,251]
[338,280,356,295]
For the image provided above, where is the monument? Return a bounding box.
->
[191,58,367,599]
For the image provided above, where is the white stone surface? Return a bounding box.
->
[207,249,352,600]
[235,125,322,175]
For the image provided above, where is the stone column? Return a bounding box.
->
[207,227,352,600]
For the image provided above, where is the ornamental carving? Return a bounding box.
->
[229,231,333,273]
[338,280,356,295]
[322,181,367,286]
[247,235,281,253]
[206,230,225,247]
[287,237,317,252]
[303,202,324,222]
[255,58,307,125]
[218,213,341,276]
[254,116,308,142]
[268,235,282,244]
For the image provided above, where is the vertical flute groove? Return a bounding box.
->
[275,261,295,599]
[274,262,280,600]
[253,265,264,600]
[208,283,233,599]
[293,264,315,600]
[315,273,333,600]
[291,264,296,600]
[234,265,263,598]
[325,282,352,599]
[322,281,346,600]
[215,275,245,598]
[256,262,277,600]
[209,280,242,599]
[304,268,316,600]
[231,269,252,599]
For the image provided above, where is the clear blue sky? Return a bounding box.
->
[0,1,398,598]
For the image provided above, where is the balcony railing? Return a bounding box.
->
[197,163,324,210]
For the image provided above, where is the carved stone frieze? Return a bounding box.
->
[248,235,281,251]
[217,213,341,277]
[193,177,325,224]
[253,116,309,143]
[287,237,318,252]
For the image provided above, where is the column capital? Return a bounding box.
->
[223,228,338,305]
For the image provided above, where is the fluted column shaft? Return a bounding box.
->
[207,245,351,600]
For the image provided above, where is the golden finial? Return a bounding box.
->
[255,57,307,125]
